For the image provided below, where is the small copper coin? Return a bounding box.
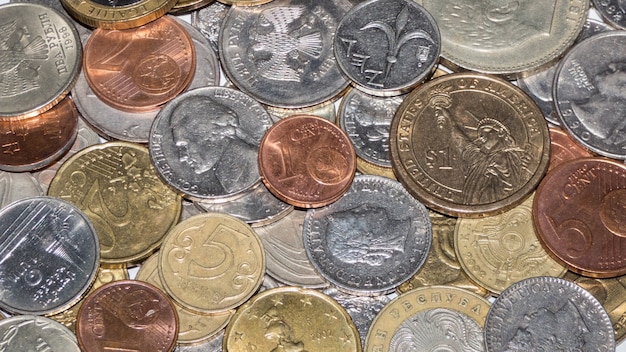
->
[0,96,78,172]
[548,127,593,171]
[76,280,179,352]
[258,115,356,208]
[83,16,196,113]
[534,157,626,278]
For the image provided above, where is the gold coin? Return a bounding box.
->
[136,252,234,345]
[158,212,265,314]
[61,0,178,29]
[48,141,182,264]
[455,194,567,295]
[224,286,361,352]
[365,286,490,351]
[390,72,550,217]
[217,0,276,5]
[168,0,214,14]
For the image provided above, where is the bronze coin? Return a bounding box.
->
[0,96,78,172]
[534,157,626,278]
[83,16,196,113]
[258,115,356,208]
[548,127,593,171]
[76,280,179,352]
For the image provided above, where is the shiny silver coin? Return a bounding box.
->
[0,196,99,315]
[191,1,229,56]
[592,0,626,30]
[0,315,81,351]
[0,171,43,210]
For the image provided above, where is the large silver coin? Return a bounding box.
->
[0,196,100,315]
[0,315,81,351]
[303,174,431,295]
[485,276,615,352]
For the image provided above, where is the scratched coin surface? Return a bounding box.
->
[0,315,81,351]
[390,73,550,217]
[48,141,182,264]
[83,15,196,113]
[0,3,82,119]
[0,196,99,316]
[258,114,356,208]
[60,0,178,29]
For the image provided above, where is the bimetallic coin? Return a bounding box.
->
[0,196,99,316]
[158,212,265,314]
[224,286,361,352]
[168,0,214,14]
[150,86,274,200]
[485,276,615,352]
[534,157,626,278]
[304,175,432,295]
[0,3,82,119]
[593,0,626,29]
[334,0,440,96]
[0,315,81,351]
[554,31,626,159]
[61,0,178,29]
[365,286,490,352]
[76,280,179,352]
[219,0,351,108]
[390,73,550,217]
[48,141,182,264]
[83,16,196,113]
[258,115,356,208]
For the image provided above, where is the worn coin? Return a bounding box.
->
[593,0,626,29]
[547,127,593,172]
[0,315,81,351]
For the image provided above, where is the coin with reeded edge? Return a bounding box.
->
[365,285,490,351]
[0,315,81,351]
[0,3,82,119]
[224,286,361,352]
[76,280,179,352]
[390,73,550,218]
[158,212,265,314]
[48,141,182,264]
[259,114,356,208]
[61,0,178,29]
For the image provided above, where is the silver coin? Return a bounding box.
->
[219,0,351,108]
[265,100,337,122]
[485,276,615,352]
[150,86,274,200]
[0,3,82,119]
[0,315,81,351]
[176,17,221,88]
[0,196,100,315]
[0,171,43,209]
[593,0,626,29]
[10,0,92,42]
[254,209,328,288]
[303,174,431,295]
[334,0,440,96]
[191,1,230,56]
[175,330,224,352]
[553,31,626,159]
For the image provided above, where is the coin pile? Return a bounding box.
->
[0,0,625,351]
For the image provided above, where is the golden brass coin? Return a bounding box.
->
[61,0,178,29]
[390,73,550,217]
[455,194,567,295]
[48,141,182,264]
[224,286,361,352]
[365,285,490,351]
[217,0,274,5]
[158,212,265,314]
[356,158,397,180]
[168,0,214,14]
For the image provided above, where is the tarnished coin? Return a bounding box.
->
[548,127,593,171]
[0,3,82,119]
[554,31,626,159]
[219,0,351,108]
[76,280,179,352]
[534,157,626,278]
[303,174,432,295]
[158,212,265,314]
[48,141,182,264]
[61,0,178,29]
[365,286,490,351]
[0,196,99,315]
[258,114,356,208]
[83,15,196,113]
[593,0,626,29]
[0,315,81,351]
[10,0,92,42]
[150,86,273,200]
[334,0,440,96]
[224,286,361,352]
[390,73,550,217]
[485,276,615,352]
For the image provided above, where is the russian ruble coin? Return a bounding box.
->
[485,276,615,351]
[390,73,550,217]
[303,174,432,295]
[0,315,81,351]
[61,0,178,29]
[10,0,92,42]
[554,31,626,159]
[190,1,229,55]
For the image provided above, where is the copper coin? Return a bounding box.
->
[0,96,78,172]
[83,16,196,113]
[534,157,626,278]
[258,115,356,208]
[76,280,179,352]
[548,127,593,171]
